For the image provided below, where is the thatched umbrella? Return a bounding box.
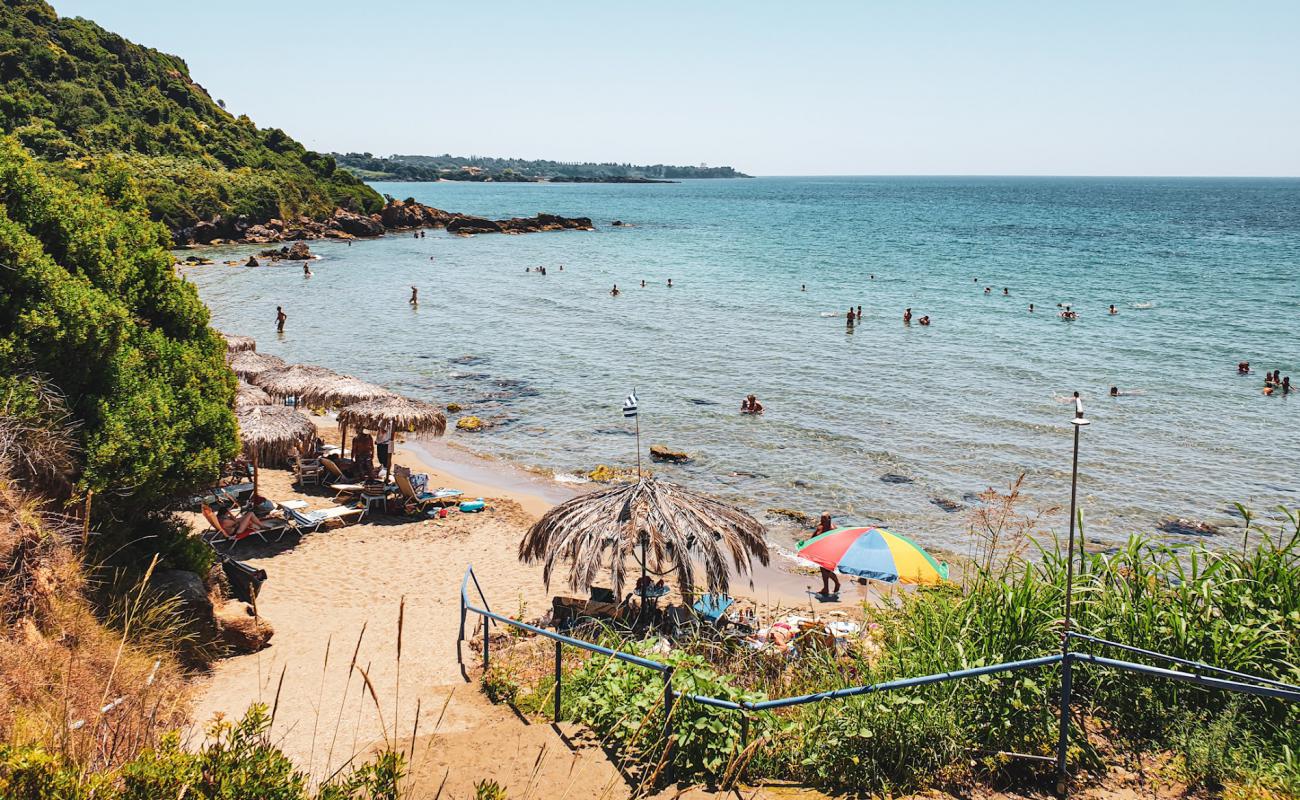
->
[519,477,770,602]
[252,363,344,401]
[235,404,317,496]
[299,376,395,409]
[337,395,446,468]
[222,332,257,353]
[234,380,272,410]
[228,350,287,381]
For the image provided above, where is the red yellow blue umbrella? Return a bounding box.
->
[797,526,948,584]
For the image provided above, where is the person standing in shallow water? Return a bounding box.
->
[667,278,673,288]
[903,307,912,324]
[610,284,620,297]
[275,306,286,333]
[409,286,418,306]
[846,307,855,328]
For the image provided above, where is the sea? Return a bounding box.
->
[186,176,1300,559]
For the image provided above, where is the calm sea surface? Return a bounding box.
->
[188,177,1300,557]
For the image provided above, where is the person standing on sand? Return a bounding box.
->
[352,428,374,479]
[275,306,286,333]
[812,512,841,596]
[376,422,394,476]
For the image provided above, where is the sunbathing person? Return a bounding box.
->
[214,505,271,539]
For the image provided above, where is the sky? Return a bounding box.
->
[49,0,1300,176]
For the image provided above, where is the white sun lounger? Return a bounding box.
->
[288,504,366,530]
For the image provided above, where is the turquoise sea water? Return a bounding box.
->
[188,177,1300,556]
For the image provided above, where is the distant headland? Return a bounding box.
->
[331,152,752,183]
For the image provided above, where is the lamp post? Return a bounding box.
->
[1057,391,1090,792]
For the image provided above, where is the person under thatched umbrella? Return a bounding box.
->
[519,477,770,603]
[234,380,272,410]
[235,404,317,497]
[337,395,447,472]
[228,350,287,381]
[252,363,344,403]
[222,332,257,353]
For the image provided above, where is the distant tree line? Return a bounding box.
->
[331,152,752,182]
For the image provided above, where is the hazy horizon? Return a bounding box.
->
[49,0,1300,178]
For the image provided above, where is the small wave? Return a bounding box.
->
[1132,302,1156,309]
[773,544,819,570]
[553,471,591,485]
[819,311,840,317]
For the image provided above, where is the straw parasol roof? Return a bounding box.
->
[235,404,317,463]
[227,350,287,380]
[234,380,272,410]
[337,396,447,437]
[299,376,395,409]
[252,363,345,400]
[519,477,770,601]
[222,332,257,353]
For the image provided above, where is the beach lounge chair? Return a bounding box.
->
[692,593,734,624]
[551,595,623,631]
[285,504,366,530]
[393,468,464,514]
[321,459,365,499]
[200,504,291,549]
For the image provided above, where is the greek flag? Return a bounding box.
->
[623,390,638,418]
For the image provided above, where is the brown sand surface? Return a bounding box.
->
[187,428,878,798]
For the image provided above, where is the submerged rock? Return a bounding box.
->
[881,473,915,484]
[456,415,484,432]
[244,256,259,267]
[931,497,965,513]
[1157,517,1221,537]
[587,464,642,483]
[446,402,463,413]
[767,507,813,525]
[649,444,691,463]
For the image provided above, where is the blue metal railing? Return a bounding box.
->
[457,565,1300,793]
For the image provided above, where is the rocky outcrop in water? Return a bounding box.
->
[258,241,314,261]
[650,444,691,463]
[173,199,593,246]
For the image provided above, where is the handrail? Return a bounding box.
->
[747,655,1063,711]
[1070,653,1300,703]
[1067,632,1300,692]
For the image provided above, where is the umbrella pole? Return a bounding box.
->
[252,449,260,500]
[340,421,348,459]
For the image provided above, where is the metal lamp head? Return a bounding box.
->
[1071,393,1090,426]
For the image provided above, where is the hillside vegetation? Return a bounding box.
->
[334,151,751,182]
[0,0,382,235]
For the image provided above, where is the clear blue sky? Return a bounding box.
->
[50,0,1300,176]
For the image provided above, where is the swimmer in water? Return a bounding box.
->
[1283,376,1292,394]
[641,279,646,288]
[1003,287,1009,296]
[846,307,855,327]
[1029,303,1035,313]
[303,262,312,277]
[870,274,875,280]
[801,284,806,291]
[409,286,418,305]
[1110,386,1119,397]
[1109,304,1118,315]
[903,307,912,324]
[558,265,563,271]
[919,315,931,326]
[856,305,862,320]
[667,278,673,288]
[1238,361,1251,374]
[984,286,991,295]
[610,284,620,297]
[741,394,764,415]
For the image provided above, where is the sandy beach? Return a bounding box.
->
[188,422,866,798]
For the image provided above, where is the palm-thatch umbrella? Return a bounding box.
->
[519,477,770,602]
[228,350,287,381]
[299,376,395,409]
[234,380,272,410]
[222,332,257,353]
[235,404,317,496]
[337,395,447,469]
[252,363,344,401]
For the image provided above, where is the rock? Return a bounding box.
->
[1157,517,1221,537]
[379,198,454,230]
[447,215,503,235]
[587,464,641,483]
[286,241,312,260]
[245,256,259,267]
[649,444,691,463]
[767,507,813,525]
[611,220,624,226]
[150,569,217,645]
[931,497,964,513]
[446,402,463,413]
[456,415,484,432]
[331,208,385,238]
[881,473,914,484]
[213,599,274,653]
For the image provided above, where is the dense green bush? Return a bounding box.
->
[0,134,238,565]
[0,0,382,231]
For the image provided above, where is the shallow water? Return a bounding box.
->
[188,176,1300,556]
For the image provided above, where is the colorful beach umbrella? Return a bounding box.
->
[797,526,948,584]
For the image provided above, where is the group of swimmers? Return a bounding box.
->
[1245,365,1293,396]
[526,264,561,275]
[740,394,765,415]
[901,308,930,326]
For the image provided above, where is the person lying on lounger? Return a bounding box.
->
[215,505,273,539]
